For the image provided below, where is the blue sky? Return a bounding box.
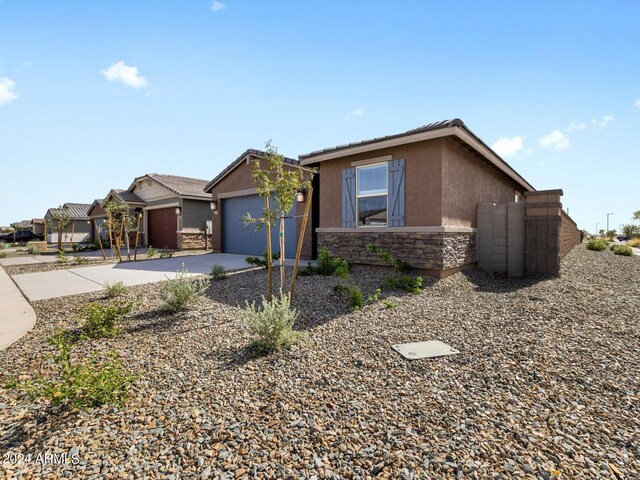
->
[1,0,639,233]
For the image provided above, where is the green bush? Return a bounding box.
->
[612,244,633,256]
[334,283,364,310]
[146,247,157,258]
[103,281,127,299]
[0,252,6,259]
[56,250,69,263]
[81,302,134,338]
[244,293,306,352]
[26,245,40,255]
[161,266,208,313]
[586,239,607,251]
[3,329,135,410]
[159,250,173,259]
[300,247,350,279]
[383,300,397,309]
[75,256,89,265]
[366,244,410,273]
[366,244,422,294]
[210,263,227,280]
[245,249,280,269]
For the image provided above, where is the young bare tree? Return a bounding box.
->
[103,200,133,262]
[51,209,71,251]
[243,142,314,299]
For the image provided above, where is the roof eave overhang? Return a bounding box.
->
[203,152,256,194]
[298,126,535,192]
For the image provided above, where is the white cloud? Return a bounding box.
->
[539,129,570,151]
[211,1,225,11]
[635,98,640,108]
[101,61,148,88]
[491,136,524,158]
[564,121,588,132]
[0,77,18,106]
[592,115,614,128]
[344,108,364,120]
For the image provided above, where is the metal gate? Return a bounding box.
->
[477,202,525,276]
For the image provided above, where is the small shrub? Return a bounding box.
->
[301,248,350,278]
[104,281,127,298]
[612,245,633,256]
[159,250,173,259]
[26,245,40,255]
[628,238,640,248]
[210,263,227,280]
[382,274,424,294]
[245,249,280,269]
[146,247,157,258]
[161,265,208,313]
[56,250,69,263]
[75,256,89,265]
[334,283,364,310]
[367,288,382,303]
[383,300,397,309]
[3,328,135,410]
[586,239,607,251]
[0,252,6,259]
[81,302,134,338]
[366,244,410,274]
[244,293,306,352]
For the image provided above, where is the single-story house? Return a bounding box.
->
[44,203,92,244]
[203,149,314,259]
[88,190,147,245]
[127,173,212,250]
[297,118,537,277]
[31,218,45,236]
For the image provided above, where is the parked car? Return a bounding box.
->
[0,229,44,244]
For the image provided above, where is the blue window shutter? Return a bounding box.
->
[342,167,356,228]
[388,159,405,227]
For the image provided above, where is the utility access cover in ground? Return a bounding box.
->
[392,340,459,360]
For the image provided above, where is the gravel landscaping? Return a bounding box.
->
[1,246,639,479]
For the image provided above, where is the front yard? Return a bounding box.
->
[1,246,639,479]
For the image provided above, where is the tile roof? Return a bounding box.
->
[130,173,210,199]
[299,119,464,159]
[110,189,145,204]
[47,203,92,220]
[203,148,299,193]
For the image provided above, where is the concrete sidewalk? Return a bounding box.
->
[0,267,37,350]
[11,253,303,301]
[0,255,57,266]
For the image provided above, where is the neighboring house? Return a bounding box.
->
[204,149,313,259]
[87,199,107,242]
[127,173,211,250]
[298,119,536,277]
[31,218,45,236]
[44,203,92,244]
[89,190,146,245]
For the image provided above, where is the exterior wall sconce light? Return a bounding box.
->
[175,207,182,216]
[296,190,305,203]
[210,200,217,211]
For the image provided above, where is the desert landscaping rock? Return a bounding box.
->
[1,246,639,478]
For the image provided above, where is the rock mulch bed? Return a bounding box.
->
[1,246,639,479]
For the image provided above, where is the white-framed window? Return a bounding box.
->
[356,162,388,226]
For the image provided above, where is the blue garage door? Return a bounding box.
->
[223,195,297,257]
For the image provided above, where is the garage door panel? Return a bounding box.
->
[223,195,296,256]
[148,208,177,249]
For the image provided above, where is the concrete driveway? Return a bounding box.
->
[10,253,303,301]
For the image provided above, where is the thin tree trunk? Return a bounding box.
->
[290,186,313,298]
[117,218,124,262]
[93,218,106,260]
[106,212,114,260]
[280,212,285,293]
[70,223,75,250]
[264,196,273,301]
[57,225,63,250]
[134,214,141,261]
[125,215,131,261]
